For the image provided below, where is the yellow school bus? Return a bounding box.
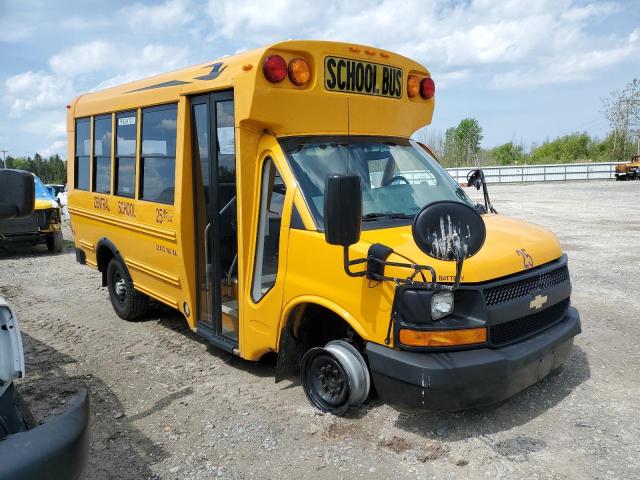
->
[67,40,581,414]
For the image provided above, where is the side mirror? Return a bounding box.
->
[0,169,35,220]
[324,174,362,247]
[412,201,485,261]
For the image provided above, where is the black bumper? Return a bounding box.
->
[0,390,90,480]
[367,306,581,411]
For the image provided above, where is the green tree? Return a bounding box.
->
[489,142,524,165]
[455,118,483,166]
[529,133,592,164]
[441,119,484,167]
[2,154,67,184]
[442,127,460,167]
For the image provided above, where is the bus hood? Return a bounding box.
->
[359,214,563,283]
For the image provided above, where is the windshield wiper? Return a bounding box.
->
[362,212,414,221]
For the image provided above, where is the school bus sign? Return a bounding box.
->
[324,56,402,98]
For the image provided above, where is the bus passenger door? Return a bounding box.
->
[191,91,239,352]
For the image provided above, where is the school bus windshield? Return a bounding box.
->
[281,136,473,228]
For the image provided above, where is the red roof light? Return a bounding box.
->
[420,77,435,99]
[263,55,287,83]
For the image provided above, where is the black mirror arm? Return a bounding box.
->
[467,169,497,214]
[343,247,368,278]
[442,245,465,291]
[344,247,440,286]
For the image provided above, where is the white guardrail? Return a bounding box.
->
[444,162,623,184]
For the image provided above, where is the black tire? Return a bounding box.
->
[301,348,351,416]
[46,230,64,253]
[301,341,371,416]
[106,259,148,321]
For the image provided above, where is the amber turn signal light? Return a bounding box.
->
[407,74,420,98]
[288,57,311,86]
[399,327,486,347]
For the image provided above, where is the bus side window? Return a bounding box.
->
[115,111,137,198]
[140,104,177,204]
[93,114,112,194]
[251,158,285,302]
[75,118,91,191]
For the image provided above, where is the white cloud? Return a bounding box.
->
[49,41,189,78]
[41,140,67,158]
[492,26,640,88]
[204,0,634,88]
[60,15,114,31]
[3,71,73,117]
[437,69,472,87]
[122,0,195,31]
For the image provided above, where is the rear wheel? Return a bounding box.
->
[46,230,63,253]
[301,340,370,415]
[107,259,148,321]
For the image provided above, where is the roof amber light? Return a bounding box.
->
[263,55,287,83]
[288,57,311,86]
[399,328,487,347]
[420,77,436,99]
[407,75,420,98]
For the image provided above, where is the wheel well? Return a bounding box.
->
[96,246,114,287]
[288,303,364,352]
[274,302,365,382]
[96,239,122,287]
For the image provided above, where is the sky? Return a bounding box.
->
[0,0,639,159]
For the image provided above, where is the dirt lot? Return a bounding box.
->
[1,180,639,479]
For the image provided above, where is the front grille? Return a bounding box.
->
[483,265,569,306]
[490,298,570,345]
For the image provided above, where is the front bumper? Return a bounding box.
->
[367,306,581,411]
[0,389,90,480]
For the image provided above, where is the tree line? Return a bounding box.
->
[3,153,67,184]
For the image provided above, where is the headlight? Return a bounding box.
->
[431,291,454,320]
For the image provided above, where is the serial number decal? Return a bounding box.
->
[324,56,403,98]
[118,116,135,126]
[117,201,135,218]
[156,244,177,256]
[155,208,173,224]
[93,196,110,212]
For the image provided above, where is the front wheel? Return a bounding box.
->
[46,230,63,253]
[106,259,149,321]
[301,340,370,415]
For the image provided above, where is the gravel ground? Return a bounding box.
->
[1,180,639,479]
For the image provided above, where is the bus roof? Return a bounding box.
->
[69,40,434,138]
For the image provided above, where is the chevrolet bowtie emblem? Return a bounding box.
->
[530,294,548,310]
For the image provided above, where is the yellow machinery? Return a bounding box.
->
[615,154,640,180]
